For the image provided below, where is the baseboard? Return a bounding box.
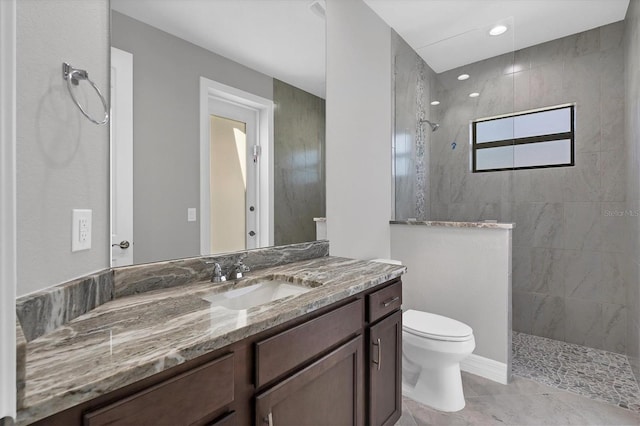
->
[460,354,509,384]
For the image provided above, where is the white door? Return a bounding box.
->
[110,47,134,266]
[207,99,258,253]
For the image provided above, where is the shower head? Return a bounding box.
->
[420,119,440,132]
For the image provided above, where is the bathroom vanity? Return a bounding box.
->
[17,253,405,426]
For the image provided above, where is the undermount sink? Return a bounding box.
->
[203,278,311,311]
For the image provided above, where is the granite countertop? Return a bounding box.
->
[18,256,406,425]
[390,220,514,229]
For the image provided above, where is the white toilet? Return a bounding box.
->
[369,259,475,412]
[402,309,475,412]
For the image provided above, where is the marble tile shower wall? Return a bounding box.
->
[623,0,640,379]
[273,79,326,245]
[429,22,629,353]
[393,31,436,220]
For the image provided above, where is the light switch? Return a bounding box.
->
[72,209,92,252]
[188,208,197,222]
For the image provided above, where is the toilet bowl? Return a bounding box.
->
[368,259,475,412]
[402,309,475,412]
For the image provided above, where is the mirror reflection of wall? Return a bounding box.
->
[110,3,325,266]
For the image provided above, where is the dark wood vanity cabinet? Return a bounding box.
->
[366,280,403,426]
[83,354,235,426]
[34,279,402,426]
[255,336,365,426]
[368,310,402,426]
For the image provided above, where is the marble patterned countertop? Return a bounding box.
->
[390,220,514,229]
[17,256,406,425]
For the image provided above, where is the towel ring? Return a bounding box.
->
[62,62,109,126]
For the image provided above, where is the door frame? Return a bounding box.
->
[199,77,274,255]
[110,47,134,267]
[0,0,17,419]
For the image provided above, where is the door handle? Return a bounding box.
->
[264,412,273,426]
[372,338,381,371]
[111,240,130,249]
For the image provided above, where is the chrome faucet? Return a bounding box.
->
[228,258,250,280]
[207,262,226,283]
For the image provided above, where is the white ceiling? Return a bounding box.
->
[112,0,631,97]
[111,0,326,98]
[364,0,630,73]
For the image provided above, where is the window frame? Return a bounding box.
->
[471,104,576,173]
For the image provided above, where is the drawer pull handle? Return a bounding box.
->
[382,296,400,307]
[372,338,381,371]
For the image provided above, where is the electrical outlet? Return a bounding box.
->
[188,208,197,222]
[72,209,92,252]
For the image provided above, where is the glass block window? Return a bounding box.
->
[471,104,575,172]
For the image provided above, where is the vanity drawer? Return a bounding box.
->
[255,299,364,388]
[367,280,402,323]
[83,353,234,426]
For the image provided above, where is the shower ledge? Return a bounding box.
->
[390,220,514,230]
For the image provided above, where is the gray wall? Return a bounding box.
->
[273,80,325,245]
[392,31,436,221]
[17,0,110,296]
[394,21,630,353]
[426,24,628,354]
[111,12,273,264]
[624,0,640,379]
[326,0,392,260]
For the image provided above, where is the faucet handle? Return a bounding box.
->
[234,259,250,272]
[206,261,226,283]
[229,257,250,279]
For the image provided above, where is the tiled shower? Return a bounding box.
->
[393,0,640,385]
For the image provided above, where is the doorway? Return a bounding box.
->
[209,113,254,253]
[199,77,274,255]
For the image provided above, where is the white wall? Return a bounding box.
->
[391,224,512,381]
[0,0,17,419]
[16,0,110,296]
[325,0,392,260]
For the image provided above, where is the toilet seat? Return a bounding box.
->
[403,310,473,342]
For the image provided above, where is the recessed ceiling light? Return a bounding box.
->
[469,92,480,98]
[430,100,440,106]
[457,74,470,81]
[489,25,508,36]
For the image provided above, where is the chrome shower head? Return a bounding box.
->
[420,119,440,132]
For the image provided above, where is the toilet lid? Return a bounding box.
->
[403,310,473,342]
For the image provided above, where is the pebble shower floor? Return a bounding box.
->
[512,331,640,412]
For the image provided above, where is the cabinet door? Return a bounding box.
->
[255,336,364,426]
[368,310,402,426]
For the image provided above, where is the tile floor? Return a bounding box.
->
[512,332,640,412]
[398,372,640,425]
[398,332,640,425]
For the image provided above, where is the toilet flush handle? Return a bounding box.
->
[372,338,381,371]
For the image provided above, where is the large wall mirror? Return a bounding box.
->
[110,0,326,266]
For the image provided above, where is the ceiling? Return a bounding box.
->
[112,0,631,97]
[111,0,327,98]
[364,0,630,73]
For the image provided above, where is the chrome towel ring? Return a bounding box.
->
[62,62,109,125]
